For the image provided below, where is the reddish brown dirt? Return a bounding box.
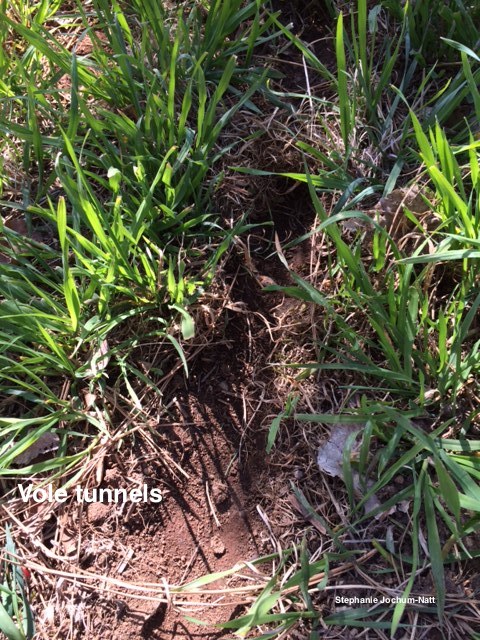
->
[47,303,280,640]
[90,422,265,639]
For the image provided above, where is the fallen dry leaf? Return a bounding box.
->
[317,423,362,478]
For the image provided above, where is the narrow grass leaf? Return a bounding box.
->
[424,483,445,619]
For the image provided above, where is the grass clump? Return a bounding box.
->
[0,2,278,634]
[0,0,275,481]
[211,0,480,637]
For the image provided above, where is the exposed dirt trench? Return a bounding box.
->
[58,268,281,638]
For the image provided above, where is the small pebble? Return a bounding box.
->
[210,535,226,557]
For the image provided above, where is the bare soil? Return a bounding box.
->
[38,273,289,639]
